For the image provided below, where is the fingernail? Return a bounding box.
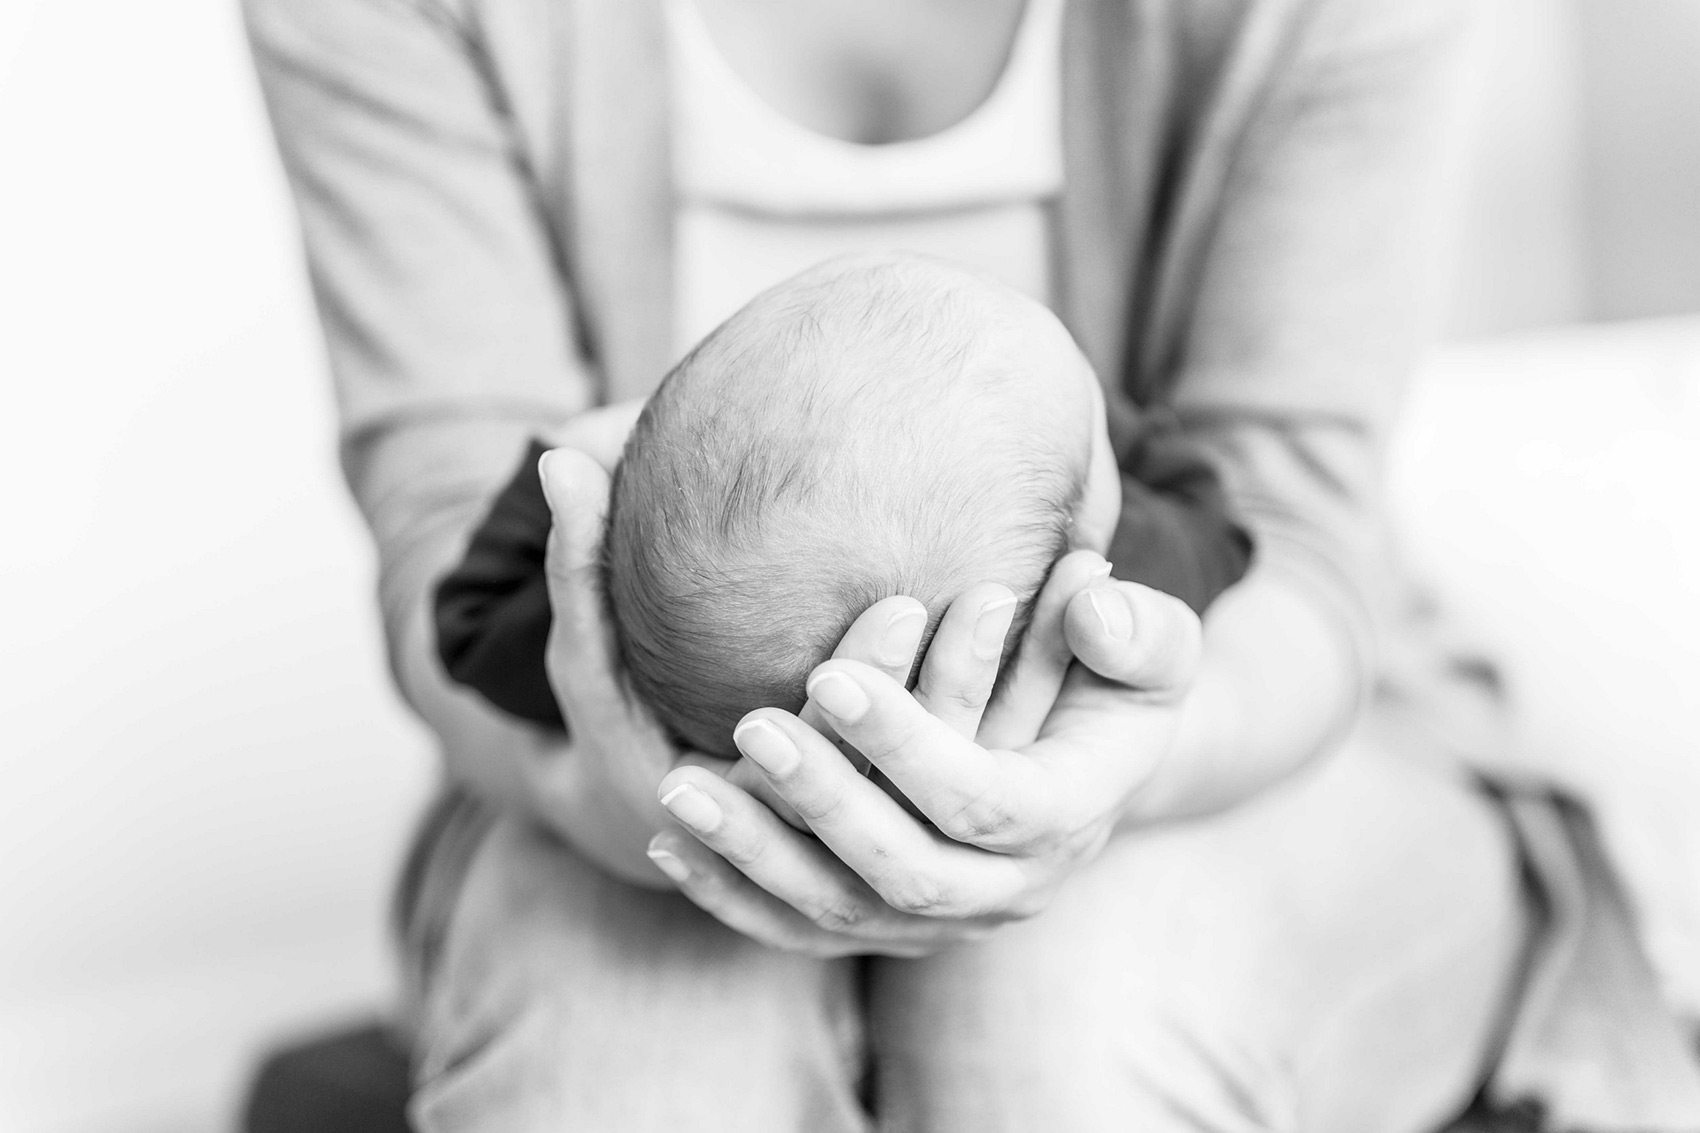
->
[879,607,927,667]
[659,783,723,833]
[1088,558,1113,581]
[734,718,799,776]
[973,594,1017,661]
[807,671,870,722]
[647,847,690,884]
[1086,587,1134,640]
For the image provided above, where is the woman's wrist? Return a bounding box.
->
[528,741,683,889]
[1120,570,1361,825]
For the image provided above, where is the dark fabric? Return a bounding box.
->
[434,439,564,728]
[1105,408,1255,614]
[435,427,1253,730]
[242,1021,414,1133]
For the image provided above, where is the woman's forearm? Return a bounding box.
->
[1122,565,1361,824]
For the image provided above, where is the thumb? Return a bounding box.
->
[1063,580,1202,695]
[540,446,611,579]
[540,446,617,686]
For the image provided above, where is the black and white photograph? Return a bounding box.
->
[3,1,1699,1130]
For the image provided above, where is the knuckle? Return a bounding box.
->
[790,784,846,826]
[938,787,1019,846]
[943,684,990,716]
[882,877,955,918]
[860,711,931,766]
[810,897,870,934]
[718,831,770,871]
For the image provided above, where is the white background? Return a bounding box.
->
[1,2,432,1129]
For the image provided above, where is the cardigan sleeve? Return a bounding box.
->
[243,0,592,734]
[1164,0,1477,675]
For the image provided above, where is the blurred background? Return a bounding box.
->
[1,0,1697,1129]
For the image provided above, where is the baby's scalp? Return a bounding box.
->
[605,254,1096,756]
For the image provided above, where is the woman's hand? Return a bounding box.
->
[522,447,722,887]
[646,553,1204,956]
[526,445,970,888]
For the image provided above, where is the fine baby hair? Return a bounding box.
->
[603,254,1088,757]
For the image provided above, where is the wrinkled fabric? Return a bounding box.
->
[407,727,1528,1133]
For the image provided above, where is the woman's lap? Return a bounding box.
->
[410,731,1525,1133]
[869,730,1526,1133]
[408,818,869,1132]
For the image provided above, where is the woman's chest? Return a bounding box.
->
[689,0,1028,144]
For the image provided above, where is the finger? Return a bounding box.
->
[798,595,927,762]
[653,766,997,944]
[979,551,1109,749]
[910,582,1016,740]
[539,447,618,694]
[725,756,808,830]
[729,714,1033,918]
[1063,580,1203,696]
[646,831,868,958]
[734,708,987,912]
[803,661,1060,857]
[649,833,990,959]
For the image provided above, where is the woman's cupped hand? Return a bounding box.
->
[535,443,1203,951]
[646,541,1205,959]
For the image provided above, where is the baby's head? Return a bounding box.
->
[605,254,1117,756]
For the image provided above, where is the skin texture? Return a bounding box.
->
[692,0,1028,145]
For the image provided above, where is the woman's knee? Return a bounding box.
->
[868,739,1526,1133]
[868,852,1304,1133]
[411,818,869,1133]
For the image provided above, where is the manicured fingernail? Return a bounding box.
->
[807,671,870,722]
[973,594,1018,660]
[1086,587,1134,640]
[734,718,799,776]
[660,783,723,833]
[1088,558,1113,581]
[647,848,690,884]
[880,607,927,667]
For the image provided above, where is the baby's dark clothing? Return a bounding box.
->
[436,416,1252,731]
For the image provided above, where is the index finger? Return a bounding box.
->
[798,595,927,763]
[804,660,1064,854]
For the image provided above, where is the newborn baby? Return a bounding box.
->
[605,254,1119,756]
[434,254,1251,754]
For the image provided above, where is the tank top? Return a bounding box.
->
[667,0,1066,358]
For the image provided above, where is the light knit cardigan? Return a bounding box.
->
[245,0,1700,1124]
